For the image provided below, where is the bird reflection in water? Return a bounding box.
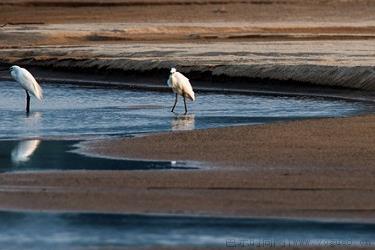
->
[171,114,195,131]
[25,111,42,120]
[11,139,41,164]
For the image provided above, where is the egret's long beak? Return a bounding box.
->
[0,68,9,72]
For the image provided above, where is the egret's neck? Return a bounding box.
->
[10,70,16,79]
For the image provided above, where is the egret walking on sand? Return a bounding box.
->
[8,65,43,113]
[167,68,195,114]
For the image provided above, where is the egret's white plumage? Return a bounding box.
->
[167,68,195,101]
[10,65,43,101]
[167,68,195,113]
[7,65,43,113]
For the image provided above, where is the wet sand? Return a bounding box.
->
[1,115,375,220]
[85,115,375,168]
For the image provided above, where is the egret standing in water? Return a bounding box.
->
[9,65,43,113]
[167,68,195,114]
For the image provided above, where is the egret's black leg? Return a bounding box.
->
[171,93,178,112]
[183,96,188,114]
[25,90,30,113]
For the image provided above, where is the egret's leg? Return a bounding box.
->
[25,90,30,113]
[183,96,188,114]
[171,93,178,112]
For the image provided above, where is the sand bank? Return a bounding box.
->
[3,40,375,92]
[83,115,375,168]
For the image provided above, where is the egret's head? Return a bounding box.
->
[8,65,20,79]
[170,68,177,74]
[9,65,19,74]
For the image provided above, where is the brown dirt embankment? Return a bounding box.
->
[3,39,375,92]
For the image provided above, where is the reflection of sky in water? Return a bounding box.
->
[0,81,373,139]
[0,211,374,250]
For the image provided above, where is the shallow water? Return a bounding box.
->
[0,81,373,139]
[0,81,374,171]
[0,211,374,250]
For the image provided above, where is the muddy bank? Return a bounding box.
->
[3,39,375,93]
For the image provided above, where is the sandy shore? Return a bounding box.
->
[1,115,375,220]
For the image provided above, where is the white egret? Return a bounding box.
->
[167,68,195,114]
[8,65,43,113]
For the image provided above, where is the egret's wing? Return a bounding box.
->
[18,68,43,101]
[175,72,189,81]
[175,72,195,101]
